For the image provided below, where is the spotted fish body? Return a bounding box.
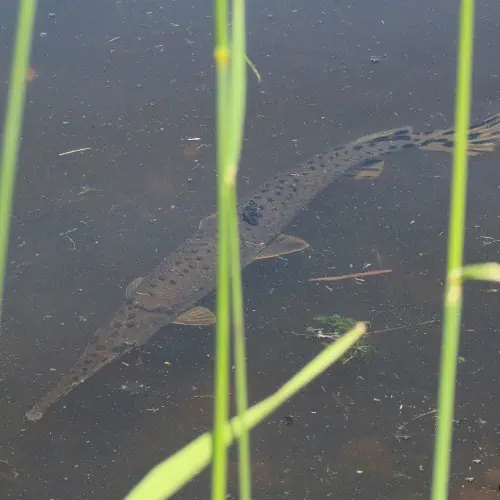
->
[26,114,500,421]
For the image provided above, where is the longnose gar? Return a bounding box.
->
[26,114,500,421]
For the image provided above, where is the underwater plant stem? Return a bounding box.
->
[431,0,475,499]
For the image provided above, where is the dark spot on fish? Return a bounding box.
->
[126,321,134,328]
[254,195,262,200]
[188,264,195,269]
[206,249,212,253]
[111,331,120,338]
[202,265,210,271]
[274,190,282,196]
[82,367,88,373]
[266,197,274,202]
[389,145,398,150]
[113,321,122,328]
[191,249,198,254]
[279,179,286,184]
[261,188,269,193]
[170,279,177,285]
[241,200,263,225]
[158,275,165,281]
[102,357,109,362]
[402,143,414,149]
[95,345,106,351]
[72,376,79,382]
[175,260,181,265]
[196,256,203,261]
[309,165,316,170]
[84,359,92,364]
[307,160,314,165]
[354,145,362,151]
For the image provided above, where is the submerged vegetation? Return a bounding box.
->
[311,314,374,364]
[1,0,499,499]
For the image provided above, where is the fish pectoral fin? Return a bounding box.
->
[173,306,216,326]
[255,234,310,260]
[125,276,144,302]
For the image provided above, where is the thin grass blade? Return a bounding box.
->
[124,323,366,500]
[0,0,38,323]
[431,0,476,498]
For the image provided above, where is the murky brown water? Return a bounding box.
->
[1,0,500,498]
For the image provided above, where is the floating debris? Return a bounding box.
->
[58,147,91,157]
[77,186,102,196]
[26,66,37,82]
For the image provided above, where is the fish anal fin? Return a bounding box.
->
[353,160,385,180]
[173,306,216,326]
[255,234,310,260]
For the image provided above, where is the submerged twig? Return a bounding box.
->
[309,269,392,282]
[369,319,436,335]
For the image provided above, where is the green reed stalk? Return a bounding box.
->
[227,0,251,498]
[212,0,232,496]
[213,0,250,496]
[0,0,38,323]
[431,0,475,498]
[228,188,251,500]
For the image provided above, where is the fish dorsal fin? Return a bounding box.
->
[255,234,310,260]
[173,306,216,326]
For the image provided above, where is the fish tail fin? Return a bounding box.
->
[419,113,500,156]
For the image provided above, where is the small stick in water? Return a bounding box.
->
[309,269,392,282]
